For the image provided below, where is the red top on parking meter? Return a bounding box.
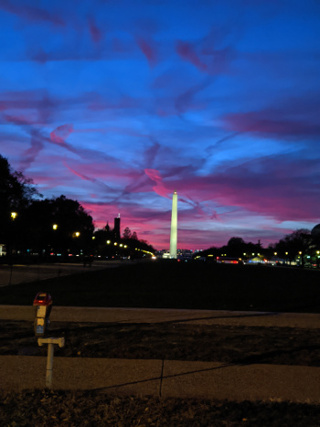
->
[33,292,52,306]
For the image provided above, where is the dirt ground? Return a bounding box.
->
[1,389,320,426]
[2,320,320,367]
[2,320,320,425]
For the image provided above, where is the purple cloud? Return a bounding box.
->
[0,0,65,26]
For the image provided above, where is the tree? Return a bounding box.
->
[273,229,312,265]
[20,195,94,256]
[0,155,39,247]
[123,227,132,239]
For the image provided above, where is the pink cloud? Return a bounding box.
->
[166,155,320,223]
[50,124,74,144]
[3,113,35,126]
[64,164,93,182]
[144,168,170,198]
[89,16,102,43]
[176,40,207,72]
[176,36,233,76]
[223,110,320,138]
[136,38,158,67]
[0,90,57,125]
[19,130,44,170]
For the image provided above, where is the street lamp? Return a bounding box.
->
[8,212,18,283]
[52,224,58,230]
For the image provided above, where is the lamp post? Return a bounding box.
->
[8,212,18,284]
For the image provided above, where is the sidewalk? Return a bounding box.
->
[1,306,320,403]
[1,305,320,328]
[1,355,320,403]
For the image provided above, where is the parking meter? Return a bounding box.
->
[33,292,52,336]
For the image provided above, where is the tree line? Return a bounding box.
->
[0,155,154,262]
[199,229,320,267]
[1,154,319,266]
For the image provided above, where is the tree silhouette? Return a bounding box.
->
[0,154,39,250]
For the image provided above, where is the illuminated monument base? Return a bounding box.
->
[170,191,178,259]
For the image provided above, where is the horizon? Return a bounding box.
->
[1,0,319,251]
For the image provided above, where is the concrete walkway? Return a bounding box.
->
[1,306,320,402]
[1,305,320,328]
[1,355,320,403]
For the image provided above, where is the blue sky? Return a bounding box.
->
[0,0,319,250]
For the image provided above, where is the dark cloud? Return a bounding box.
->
[88,16,103,43]
[223,110,320,139]
[1,0,319,250]
[0,0,65,26]
[176,40,208,72]
[136,37,158,67]
[19,130,44,170]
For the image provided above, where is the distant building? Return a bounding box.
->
[113,214,121,240]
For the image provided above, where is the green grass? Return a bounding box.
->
[1,261,320,312]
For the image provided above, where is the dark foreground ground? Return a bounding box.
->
[1,260,320,313]
[2,390,320,427]
[2,320,320,367]
[1,261,320,425]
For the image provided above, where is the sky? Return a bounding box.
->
[0,0,319,251]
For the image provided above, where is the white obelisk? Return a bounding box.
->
[170,190,178,259]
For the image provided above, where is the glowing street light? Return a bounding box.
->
[52,224,58,230]
[11,212,17,220]
[75,232,80,237]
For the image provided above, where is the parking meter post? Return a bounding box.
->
[33,292,52,337]
[38,337,65,389]
[46,343,54,388]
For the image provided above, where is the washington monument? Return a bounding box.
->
[170,190,178,258]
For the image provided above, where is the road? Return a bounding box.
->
[0,260,126,287]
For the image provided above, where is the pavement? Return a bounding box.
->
[0,260,126,286]
[1,305,320,403]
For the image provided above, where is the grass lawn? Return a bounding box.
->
[0,260,320,312]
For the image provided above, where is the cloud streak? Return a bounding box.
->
[1,0,319,249]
